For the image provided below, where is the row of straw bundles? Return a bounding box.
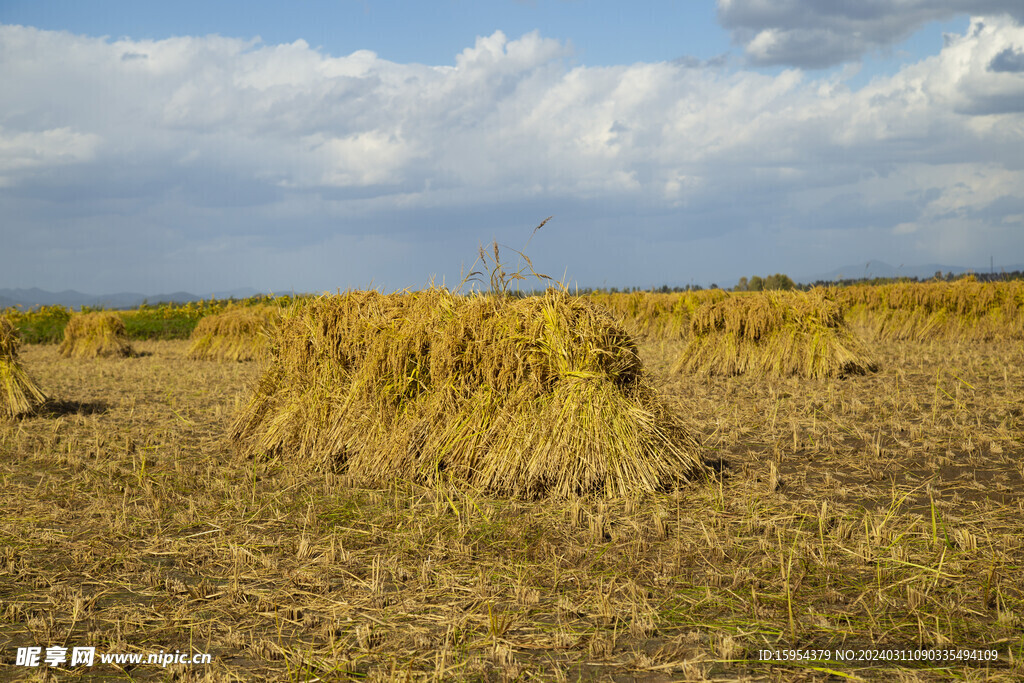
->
[58,312,134,358]
[674,289,879,379]
[1,317,47,417]
[231,289,707,498]
[587,289,729,340]
[837,278,1024,341]
[188,306,281,361]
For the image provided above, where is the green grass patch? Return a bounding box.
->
[1,305,72,344]
[3,295,300,343]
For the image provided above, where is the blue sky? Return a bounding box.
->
[1,1,727,67]
[2,1,1023,295]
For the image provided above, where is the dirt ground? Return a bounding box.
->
[1,336,1022,681]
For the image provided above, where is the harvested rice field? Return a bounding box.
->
[1,309,1023,681]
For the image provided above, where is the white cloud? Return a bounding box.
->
[0,127,100,180]
[307,130,419,186]
[1,18,1023,292]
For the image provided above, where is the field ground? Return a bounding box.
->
[1,337,1023,681]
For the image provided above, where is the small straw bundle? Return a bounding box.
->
[1,317,47,417]
[58,312,135,359]
[231,289,706,498]
[674,289,878,379]
[188,306,282,361]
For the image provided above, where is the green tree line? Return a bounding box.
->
[733,274,796,292]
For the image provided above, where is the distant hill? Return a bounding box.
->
[0,287,262,310]
[797,261,1024,285]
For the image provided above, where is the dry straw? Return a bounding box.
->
[674,289,878,379]
[1,317,47,417]
[231,289,707,498]
[58,312,135,359]
[188,306,282,361]
[838,278,1024,341]
[588,289,729,340]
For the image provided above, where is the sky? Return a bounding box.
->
[1,1,1023,295]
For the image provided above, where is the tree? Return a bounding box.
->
[764,273,795,290]
[735,276,748,292]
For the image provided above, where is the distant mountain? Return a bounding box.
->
[0,287,262,310]
[797,261,1024,284]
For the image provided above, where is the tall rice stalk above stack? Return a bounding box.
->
[188,306,282,361]
[231,288,707,498]
[675,289,878,379]
[58,312,135,359]
[1,317,47,418]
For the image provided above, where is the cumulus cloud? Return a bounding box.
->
[1,18,1023,292]
[0,127,101,180]
[717,0,1024,67]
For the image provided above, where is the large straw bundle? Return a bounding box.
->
[675,289,878,379]
[1,317,47,418]
[188,306,281,361]
[231,289,706,498]
[58,312,134,359]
